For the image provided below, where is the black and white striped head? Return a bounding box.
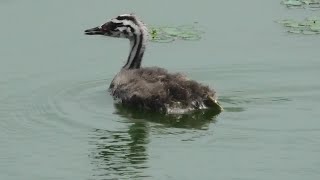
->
[85,14,148,40]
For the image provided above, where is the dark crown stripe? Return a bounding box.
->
[116,16,138,25]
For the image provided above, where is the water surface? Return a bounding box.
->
[1,0,320,179]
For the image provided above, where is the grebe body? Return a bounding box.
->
[85,14,222,114]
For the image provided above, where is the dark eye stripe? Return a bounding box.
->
[101,22,124,31]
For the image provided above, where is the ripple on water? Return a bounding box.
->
[46,79,115,129]
[1,77,118,136]
[218,94,291,113]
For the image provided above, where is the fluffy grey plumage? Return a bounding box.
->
[109,67,221,113]
[85,14,222,114]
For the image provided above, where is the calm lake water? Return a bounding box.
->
[1,0,320,179]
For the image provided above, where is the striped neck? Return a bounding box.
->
[84,14,149,70]
[122,30,146,69]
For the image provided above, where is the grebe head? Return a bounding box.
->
[84,14,148,40]
[85,14,148,69]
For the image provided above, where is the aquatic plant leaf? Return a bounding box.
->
[285,22,301,28]
[302,30,319,34]
[148,24,204,43]
[282,0,303,6]
[162,27,181,36]
[300,20,315,26]
[276,19,296,24]
[180,33,201,41]
[281,0,320,9]
[310,23,320,31]
[276,16,320,35]
[288,29,302,33]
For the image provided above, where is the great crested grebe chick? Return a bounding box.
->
[85,14,223,114]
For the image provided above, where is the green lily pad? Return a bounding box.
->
[161,27,181,36]
[282,0,303,6]
[288,29,302,33]
[302,30,320,34]
[310,23,320,31]
[277,16,320,35]
[285,22,301,28]
[276,19,296,24]
[281,0,320,9]
[149,23,205,43]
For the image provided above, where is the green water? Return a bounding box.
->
[1,1,320,179]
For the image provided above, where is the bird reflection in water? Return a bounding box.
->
[89,122,150,179]
[114,103,219,129]
[89,104,219,179]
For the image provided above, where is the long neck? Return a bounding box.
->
[122,31,146,69]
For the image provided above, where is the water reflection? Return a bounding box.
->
[114,104,219,129]
[89,104,220,179]
[89,123,150,179]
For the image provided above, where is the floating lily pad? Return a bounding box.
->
[302,30,319,34]
[282,0,303,6]
[149,23,205,43]
[281,0,320,9]
[276,16,320,34]
[288,29,302,34]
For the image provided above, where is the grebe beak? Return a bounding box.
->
[84,26,104,35]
